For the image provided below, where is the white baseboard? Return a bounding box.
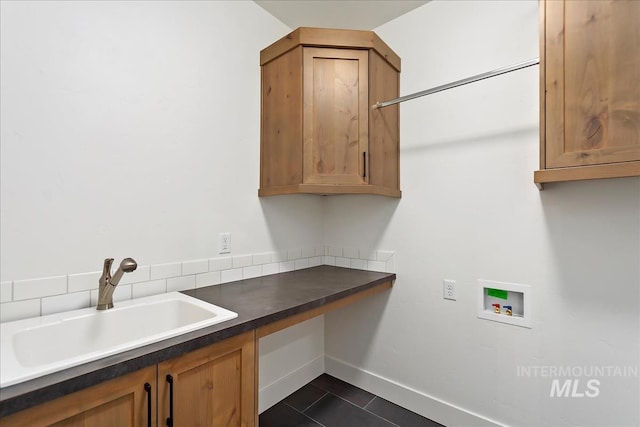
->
[259,355,325,414]
[325,355,504,427]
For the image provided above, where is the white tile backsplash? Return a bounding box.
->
[0,247,395,322]
[132,279,167,299]
[253,252,272,265]
[350,259,367,270]
[271,251,287,262]
[326,246,342,257]
[295,258,310,270]
[182,260,208,275]
[1,299,41,322]
[232,254,253,269]
[377,250,394,262]
[323,256,336,266]
[1,281,12,303]
[167,275,196,292]
[243,265,262,280]
[335,257,350,268]
[385,254,396,273]
[196,271,221,288]
[150,262,182,280]
[309,256,323,267]
[13,275,67,301]
[119,266,150,285]
[368,260,386,272]
[279,260,295,272]
[221,268,243,283]
[68,271,100,293]
[209,257,232,272]
[42,291,90,315]
[115,284,133,302]
[262,263,280,276]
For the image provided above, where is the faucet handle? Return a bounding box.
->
[101,258,114,279]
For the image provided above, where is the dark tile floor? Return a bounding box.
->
[260,374,444,427]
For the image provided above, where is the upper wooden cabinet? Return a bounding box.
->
[259,28,401,197]
[535,0,640,186]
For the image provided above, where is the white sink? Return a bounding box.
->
[0,292,237,387]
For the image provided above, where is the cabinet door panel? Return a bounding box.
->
[1,366,156,427]
[545,0,640,168]
[50,395,134,427]
[303,48,369,185]
[174,350,242,426]
[158,331,256,427]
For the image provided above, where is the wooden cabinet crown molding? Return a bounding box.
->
[260,27,401,72]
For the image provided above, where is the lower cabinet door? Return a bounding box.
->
[158,330,256,427]
[1,366,157,427]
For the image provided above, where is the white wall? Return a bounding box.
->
[324,1,640,427]
[0,0,323,282]
[259,316,325,413]
[0,0,325,411]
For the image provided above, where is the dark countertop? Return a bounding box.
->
[0,265,395,418]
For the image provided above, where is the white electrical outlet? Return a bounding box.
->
[443,279,456,300]
[219,232,231,254]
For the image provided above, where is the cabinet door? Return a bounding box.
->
[1,366,156,427]
[158,331,256,427]
[544,0,640,168]
[303,47,369,185]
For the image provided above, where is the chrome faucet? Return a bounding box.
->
[97,257,137,310]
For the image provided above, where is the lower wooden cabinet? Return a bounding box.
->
[158,330,256,427]
[1,331,256,427]
[1,366,157,427]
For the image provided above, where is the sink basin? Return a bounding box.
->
[0,292,237,387]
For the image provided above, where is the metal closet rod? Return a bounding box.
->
[371,58,540,109]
